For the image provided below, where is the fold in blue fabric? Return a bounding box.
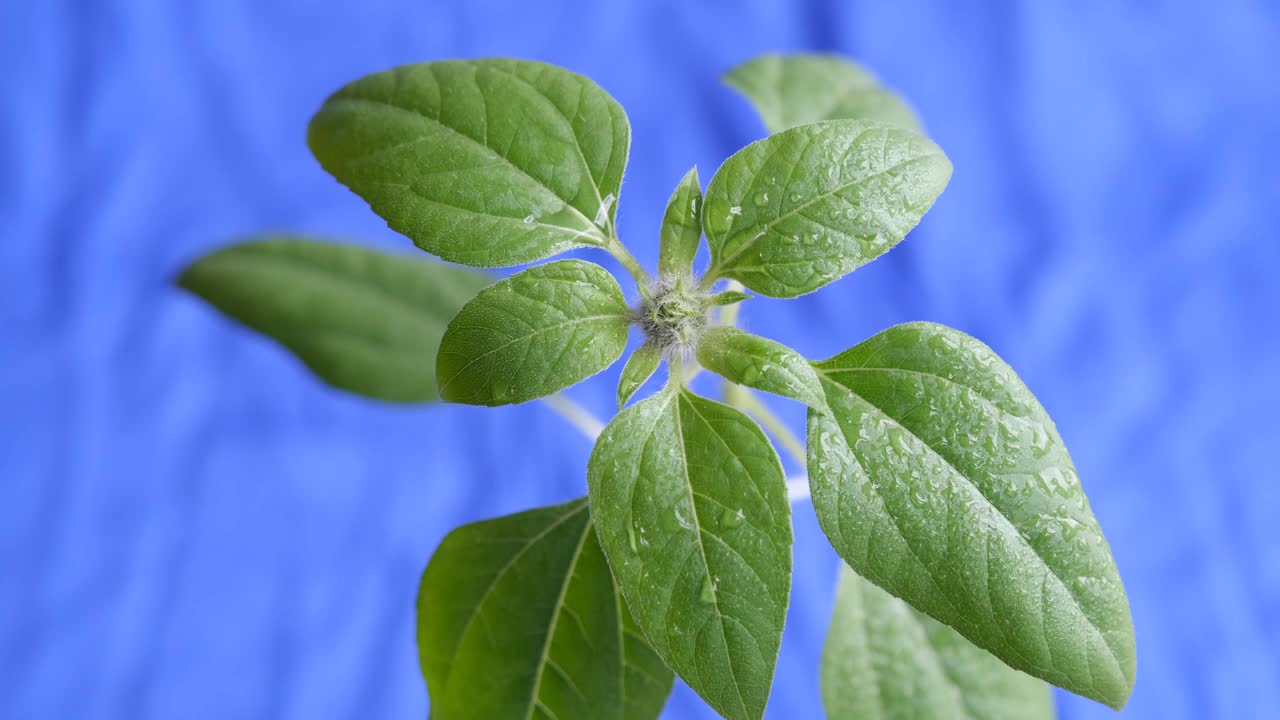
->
[2,1,1278,718]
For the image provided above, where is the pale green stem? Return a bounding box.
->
[733,390,807,468]
[683,364,706,385]
[667,355,685,390]
[604,237,650,286]
[541,394,604,441]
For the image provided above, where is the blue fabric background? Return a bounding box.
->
[3,1,1278,718]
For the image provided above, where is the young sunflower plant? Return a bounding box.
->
[180,54,1135,720]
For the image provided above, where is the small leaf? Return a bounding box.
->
[418,498,674,720]
[823,565,1055,720]
[696,327,825,409]
[726,54,921,133]
[617,343,663,408]
[177,237,489,403]
[707,290,752,307]
[437,260,630,406]
[658,167,703,278]
[589,390,792,720]
[807,322,1136,708]
[309,58,629,267]
[702,120,951,298]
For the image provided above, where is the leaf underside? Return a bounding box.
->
[702,120,952,298]
[436,259,631,406]
[177,237,489,403]
[823,565,1054,720]
[807,322,1135,709]
[418,498,673,720]
[309,58,630,268]
[589,390,792,720]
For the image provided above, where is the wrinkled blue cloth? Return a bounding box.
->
[2,1,1278,718]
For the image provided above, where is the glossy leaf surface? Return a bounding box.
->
[418,498,673,720]
[658,167,704,278]
[617,343,663,408]
[309,58,629,267]
[589,390,792,720]
[695,327,825,409]
[823,565,1055,720]
[702,120,951,297]
[807,322,1135,708]
[437,260,630,406]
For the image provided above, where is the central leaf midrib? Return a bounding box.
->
[482,64,612,220]
[671,392,752,720]
[439,501,588,700]
[330,94,606,239]
[709,133,931,276]
[817,373,1123,687]
[521,515,596,720]
[438,312,627,393]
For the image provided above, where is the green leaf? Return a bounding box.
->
[823,565,1055,720]
[617,343,663,409]
[418,498,674,720]
[695,327,825,409]
[177,237,488,403]
[807,322,1136,708]
[588,390,792,720]
[437,259,631,406]
[702,120,951,298]
[658,167,703,278]
[308,58,629,268]
[726,54,921,133]
[707,290,752,307]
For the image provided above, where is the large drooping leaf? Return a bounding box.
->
[702,120,951,298]
[658,167,703,278]
[695,326,825,409]
[309,58,629,268]
[177,237,488,403]
[418,498,673,720]
[823,565,1055,720]
[806,322,1136,708]
[726,54,921,133]
[436,259,631,406]
[588,390,792,720]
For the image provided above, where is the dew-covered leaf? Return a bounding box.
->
[617,343,663,409]
[418,498,674,720]
[807,322,1135,708]
[726,53,921,134]
[696,327,825,409]
[177,236,489,403]
[437,259,630,405]
[309,58,629,267]
[588,390,792,720]
[823,565,1055,720]
[702,120,951,298]
[659,167,704,278]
